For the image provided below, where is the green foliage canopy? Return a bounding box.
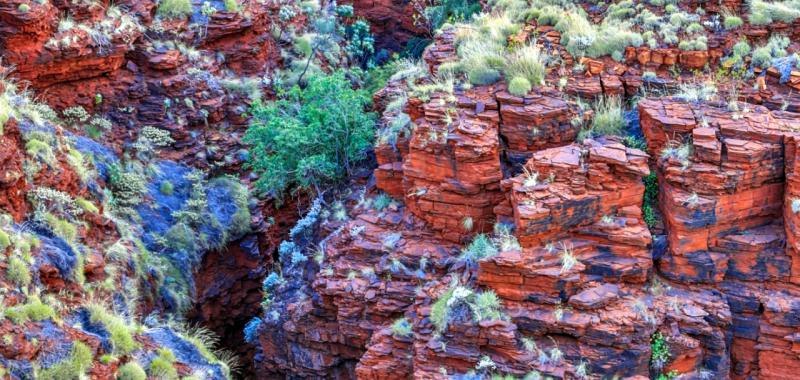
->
[244,72,376,200]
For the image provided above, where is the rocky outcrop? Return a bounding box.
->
[497,90,578,167]
[342,0,422,52]
[402,86,505,242]
[1,0,280,171]
[253,200,462,377]
[640,97,800,379]
[0,119,29,222]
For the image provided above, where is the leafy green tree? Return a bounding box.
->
[244,72,376,201]
[345,19,375,68]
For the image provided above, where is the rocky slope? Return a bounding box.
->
[0,0,294,378]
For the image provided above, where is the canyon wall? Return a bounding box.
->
[249,14,800,380]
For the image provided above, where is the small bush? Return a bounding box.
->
[38,341,93,380]
[7,296,55,323]
[148,348,178,379]
[507,77,532,96]
[76,198,99,214]
[733,39,751,57]
[471,290,502,322]
[459,234,498,264]
[430,285,504,334]
[7,257,31,287]
[25,139,56,165]
[157,0,193,19]
[108,165,148,206]
[224,0,240,13]
[724,15,744,30]
[87,304,137,355]
[159,180,174,195]
[749,0,800,25]
[18,4,30,12]
[391,318,413,338]
[117,362,147,380]
[591,96,625,136]
[685,22,704,34]
[559,244,578,273]
[467,65,501,85]
[0,229,10,251]
[44,213,77,243]
[430,287,458,333]
[678,37,708,51]
[503,44,546,87]
[650,332,671,370]
[752,47,773,68]
[372,193,393,211]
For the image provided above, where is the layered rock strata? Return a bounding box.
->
[640,98,800,379]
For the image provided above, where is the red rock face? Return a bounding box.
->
[640,97,800,379]
[254,204,462,378]
[402,86,505,242]
[497,90,578,166]
[0,119,29,222]
[1,0,280,171]
[341,0,423,52]
[189,236,266,378]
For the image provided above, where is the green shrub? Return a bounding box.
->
[38,341,93,380]
[345,19,376,68]
[685,22,704,34]
[421,0,481,32]
[642,172,659,228]
[159,180,174,195]
[117,362,147,380]
[430,285,504,334]
[6,296,55,324]
[749,0,800,25]
[149,348,178,380]
[244,72,376,201]
[504,44,546,87]
[7,257,31,287]
[108,165,148,206]
[430,287,456,333]
[44,213,78,242]
[158,0,192,19]
[508,77,532,96]
[87,304,137,355]
[467,65,501,85]
[76,197,99,214]
[163,222,197,252]
[0,229,10,251]
[724,15,744,29]
[678,37,708,51]
[390,318,413,338]
[733,39,752,57]
[223,0,240,13]
[18,4,30,12]
[749,9,772,25]
[591,96,625,136]
[752,46,774,68]
[650,332,671,370]
[372,193,393,211]
[471,290,503,322]
[25,139,56,165]
[459,234,499,264]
